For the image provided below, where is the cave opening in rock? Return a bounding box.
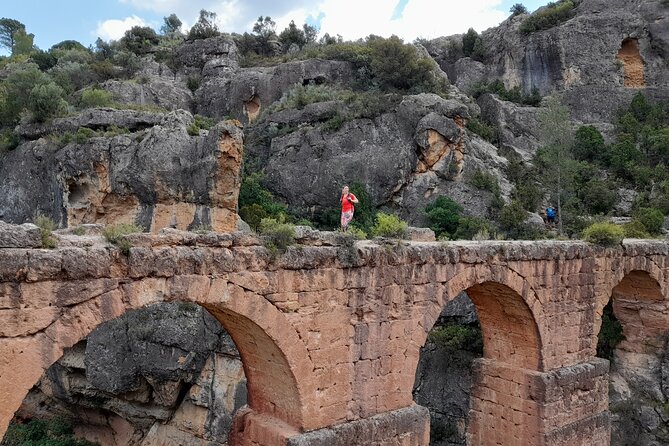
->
[243,95,261,123]
[596,270,669,445]
[617,38,646,88]
[2,302,248,446]
[413,280,542,445]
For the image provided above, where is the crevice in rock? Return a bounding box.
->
[617,38,646,88]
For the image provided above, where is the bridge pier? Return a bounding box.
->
[230,405,429,446]
[468,358,610,446]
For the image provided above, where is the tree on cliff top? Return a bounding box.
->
[0,18,25,52]
[161,13,182,35]
[187,10,219,40]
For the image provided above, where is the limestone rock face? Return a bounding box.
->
[248,93,510,225]
[15,303,246,446]
[100,79,193,112]
[196,59,354,124]
[431,0,669,123]
[0,110,243,233]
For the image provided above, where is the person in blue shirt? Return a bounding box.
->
[546,206,556,224]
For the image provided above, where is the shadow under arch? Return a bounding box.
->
[0,278,315,441]
[603,269,667,354]
[409,265,545,445]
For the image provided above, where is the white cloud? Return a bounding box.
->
[95,15,149,40]
[315,0,508,41]
[107,0,512,41]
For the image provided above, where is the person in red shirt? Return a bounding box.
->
[340,185,359,232]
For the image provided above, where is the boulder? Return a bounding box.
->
[0,221,41,248]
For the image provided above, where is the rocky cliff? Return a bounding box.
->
[0,110,243,233]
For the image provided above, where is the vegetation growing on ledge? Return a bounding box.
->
[582,222,624,247]
[596,302,625,360]
[103,223,142,254]
[519,0,577,34]
[472,80,542,106]
[3,417,98,446]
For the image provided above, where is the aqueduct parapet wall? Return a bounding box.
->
[1,224,668,445]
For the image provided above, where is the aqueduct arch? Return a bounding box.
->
[408,266,545,446]
[0,277,316,445]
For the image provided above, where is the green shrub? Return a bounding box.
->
[429,324,483,354]
[499,200,528,233]
[633,207,664,234]
[472,80,541,106]
[238,172,287,230]
[0,130,20,154]
[425,196,463,238]
[259,217,296,257]
[519,0,576,34]
[3,417,97,446]
[469,170,501,195]
[80,88,113,108]
[453,217,493,240]
[580,179,617,215]
[186,75,201,92]
[466,117,498,142]
[573,125,606,162]
[28,82,68,122]
[33,213,57,249]
[103,223,142,254]
[371,212,408,238]
[322,113,347,132]
[75,127,96,144]
[582,222,624,247]
[622,221,651,239]
[596,302,625,360]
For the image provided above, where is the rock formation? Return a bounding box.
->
[0,110,243,233]
[14,303,246,445]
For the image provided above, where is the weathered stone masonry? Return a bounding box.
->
[1,223,668,445]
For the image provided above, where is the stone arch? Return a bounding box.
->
[0,277,315,440]
[617,38,646,88]
[412,264,544,372]
[598,268,667,355]
[594,259,666,353]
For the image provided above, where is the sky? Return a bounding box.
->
[0,0,548,52]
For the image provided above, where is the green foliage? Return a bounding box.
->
[33,213,57,249]
[466,117,498,143]
[102,223,142,254]
[278,20,306,51]
[271,84,342,111]
[371,212,408,238]
[0,130,20,154]
[461,28,481,59]
[596,302,625,360]
[573,125,606,162]
[1,62,48,126]
[187,114,215,136]
[187,10,219,41]
[28,82,67,122]
[579,179,617,215]
[79,88,112,108]
[3,417,98,446]
[428,324,483,354]
[633,207,664,235]
[453,217,493,240]
[238,172,287,230]
[120,26,159,55]
[499,200,531,238]
[582,222,624,247]
[186,75,201,92]
[510,3,529,15]
[161,14,182,35]
[469,170,501,195]
[473,79,541,106]
[259,218,296,258]
[519,0,576,34]
[12,28,35,56]
[622,220,651,239]
[0,17,25,52]
[347,183,375,230]
[425,196,463,238]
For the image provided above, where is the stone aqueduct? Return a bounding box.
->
[1,224,668,445]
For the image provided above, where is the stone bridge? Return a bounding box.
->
[1,223,668,445]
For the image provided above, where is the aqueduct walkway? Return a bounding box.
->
[1,223,667,445]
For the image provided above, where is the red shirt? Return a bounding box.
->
[341,193,357,213]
